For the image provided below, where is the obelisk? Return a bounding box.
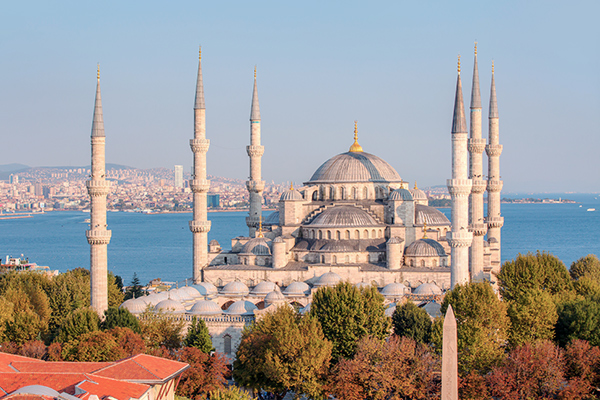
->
[442,304,458,400]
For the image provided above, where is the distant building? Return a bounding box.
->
[8,174,18,184]
[174,164,183,188]
[207,194,220,208]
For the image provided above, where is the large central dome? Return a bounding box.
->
[306,151,402,184]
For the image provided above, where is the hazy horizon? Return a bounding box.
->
[1,1,598,193]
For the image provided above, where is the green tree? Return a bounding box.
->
[573,276,600,301]
[391,301,432,344]
[55,308,100,344]
[102,307,141,333]
[62,330,124,361]
[107,272,124,308]
[0,297,15,343]
[234,306,332,400]
[569,254,600,282]
[310,282,390,361]
[124,272,145,300]
[439,282,509,374]
[506,289,558,347]
[184,317,213,353]
[3,287,47,344]
[497,251,573,302]
[139,308,185,350]
[555,298,600,347]
[211,386,253,400]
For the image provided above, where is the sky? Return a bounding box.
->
[0,1,598,193]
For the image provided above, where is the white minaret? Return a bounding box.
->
[87,66,112,315]
[468,43,487,282]
[486,62,503,274]
[447,56,473,288]
[245,67,265,237]
[189,48,211,283]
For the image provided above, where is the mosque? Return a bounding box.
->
[94,45,502,358]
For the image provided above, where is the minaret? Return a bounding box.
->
[86,65,112,315]
[447,56,473,288]
[468,43,487,282]
[246,67,265,237]
[189,47,211,283]
[486,61,503,274]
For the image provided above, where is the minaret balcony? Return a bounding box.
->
[471,180,487,194]
[190,139,210,153]
[446,179,472,197]
[189,220,212,233]
[447,231,473,248]
[469,223,488,236]
[468,138,486,154]
[487,179,503,192]
[246,180,265,192]
[485,144,503,157]
[246,145,264,158]
[86,180,111,196]
[86,229,112,245]
[486,216,504,228]
[190,179,211,193]
[246,216,261,228]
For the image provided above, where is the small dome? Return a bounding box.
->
[306,151,402,184]
[264,211,280,225]
[423,301,442,318]
[220,281,250,296]
[413,282,443,296]
[415,204,450,226]
[166,289,183,301]
[355,281,372,289]
[120,298,147,314]
[192,282,218,296]
[240,237,272,255]
[225,300,257,315]
[309,206,380,227]
[389,188,413,201]
[405,239,447,257]
[265,290,285,306]
[179,286,202,299]
[251,281,277,295]
[314,271,342,287]
[381,282,409,297]
[209,239,219,245]
[283,281,310,296]
[409,187,427,201]
[273,236,284,243]
[280,188,303,201]
[13,385,60,397]
[144,292,168,306]
[188,300,222,315]
[387,237,403,245]
[154,299,186,314]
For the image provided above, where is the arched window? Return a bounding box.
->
[333,256,337,264]
[364,229,369,238]
[355,230,360,239]
[216,278,223,287]
[321,255,325,263]
[442,259,447,267]
[371,229,376,238]
[224,256,228,264]
[224,335,232,355]
[312,191,318,201]
[318,231,323,240]
[341,187,347,200]
[352,187,357,199]
[420,260,426,267]
[363,187,368,199]
[336,231,341,240]
[410,259,414,267]
[345,255,350,263]
[330,186,335,199]
[345,230,350,239]
[327,230,332,240]
[247,279,254,287]
[432,259,437,267]
[221,300,234,310]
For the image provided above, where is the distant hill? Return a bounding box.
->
[0,163,30,172]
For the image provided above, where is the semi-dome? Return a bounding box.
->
[192,282,218,296]
[154,299,186,314]
[283,281,310,296]
[309,206,380,227]
[240,237,272,255]
[415,204,450,226]
[120,298,147,314]
[263,211,280,225]
[413,282,443,296]
[381,282,409,297]
[405,239,447,257]
[280,188,303,201]
[313,271,342,287]
[389,188,413,201]
[188,300,222,315]
[251,281,277,295]
[306,151,402,184]
[225,300,257,315]
[265,290,285,305]
[220,281,250,296]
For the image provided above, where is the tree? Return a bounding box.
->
[102,307,141,333]
[439,282,509,374]
[234,306,332,400]
[19,340,47,359]
[55,308,100,344]
[139,309,185,350]
[563,340,600,395]
[184,317,213,353]
[573,276,600,301]
[176,347,229,399]
[506,289,558,347]
[570,254,600,282]
[125,272,145,300]
[0,297,15,343]
[3,287,47,344]
[555,298,600,347]
[211,386,253,400]
[107,327,146,357]
[391,301,432,344]
[497,251,573,302]
[310,282,390,361]
[62,330,124,362]
[107,272,124,308]
[328,335,439,400]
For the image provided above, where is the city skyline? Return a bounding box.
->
[1,1,598,193]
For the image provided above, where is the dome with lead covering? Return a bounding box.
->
[355,281,372,289]
[120,298,147,314]
[280,188,303,201]
[405,239,446,257]
[313,271,342,287]
[410,187,428,202]
[220,281,250,296]
[251,281,277,295]
[188,300,222,315]
[307,151,402,184]
[193,282,218,296]
[240,237,272,255]
[413,282,443,296]
[283,281,310,295]
[381,282,409,297]
[415,204,450,226]
[389,188,413,201]
[264,211,280,225]
[179,286,202,299]
[265,290,285,306]
[13,385,60,397]
[154,299,186,314]
[309,206,380,228]
[225,300,257,315]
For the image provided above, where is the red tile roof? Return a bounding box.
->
[10,362,111,374]
[0,354,43,366]
[93,354,188,383]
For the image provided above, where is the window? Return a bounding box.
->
[345,255,350,263]
[224,335,232,355]
[327,230,332,240]
[364,230,369,238]
[319,231,323,240]
[336,231,341,240]
[321,255,325,263]
[420,260,426,267]
[352,187,357,199]
[312,191,318,201]
[355,230,360,239]
[333,256,337,264]
[345,230,350,239]
[224,257,228,264]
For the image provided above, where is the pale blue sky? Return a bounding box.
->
[0,1,598,192]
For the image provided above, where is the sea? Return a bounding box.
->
[1,193,599,286]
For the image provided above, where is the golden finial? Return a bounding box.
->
[414,181,418,190]
[349,120,363,153]
[474,42,477,55]
[457,55,461,74]
[290,182,294,190]
[257,217,264,238]
[492,60,494,74]
[199,46,202,62]
[97,64,100,80]
[422,222,428,239]
[254,66,257,79]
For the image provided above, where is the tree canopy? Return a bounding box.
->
[391,301,432,344]
[184,317,213,353]
[570,254,600,283]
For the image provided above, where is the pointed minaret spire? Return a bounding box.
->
[195,46,205,110]
[91,65,105,138]
[451,56,467,134]
[470,43,481,109]
[250,66,261,120]
[489,61,498,118]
